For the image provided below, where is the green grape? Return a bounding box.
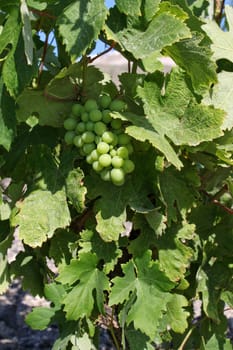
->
[97,141,110,154]
[90,149,99,161]
[111,119,122,130]
[64,118,77,131]
[64,131,75,144]
[110,149,117,157]
[73,135,83,148]
[100,168,111,182]
[118,133,131,145]
[99,154,112,167]
[82,131,95,143]
[89,109,102,122]
[92,160,103,172]
[94,121,107,136]
[111,168,125,186]
[86,154,94,164]
[110,99,126,112]
[102,109,112,124]
[76,122,86,133]
[86,121,94,131]
[95,135,102,144]
[99,94,112,109]
[155,155,165,172]
[82,143,95,155]
[84,99,98,112]
[111,155,124,168]
[123,159,135,174]
[71,103,83,117]
[117,146,129,159]
[81,111,89,122]
[102,131,115,144]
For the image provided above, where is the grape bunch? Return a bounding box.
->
[63,95,135,186]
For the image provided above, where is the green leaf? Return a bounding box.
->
[25,307,55,330]
[116,11,191,60]
[203,6,233,63]
[0,235,12,293]
[65,168,87,213]
[203,71,233,131]
[110,251,175,340]
[57,0,108,61]
[166,294,189,333]
[116,0,142,16]
[12,189,71,247]
[0,80,16,151]
[20,0,33,65]
[165,34,217,94]
[137,69,224,147]
[158,168,196,224]
[57,253,109,320]
[16,88,73,127]
[44,283,66,308]
[142,0,160,22]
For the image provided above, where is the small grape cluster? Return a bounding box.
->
[63,95,135,186]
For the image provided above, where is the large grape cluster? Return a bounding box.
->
[63,95,135,186]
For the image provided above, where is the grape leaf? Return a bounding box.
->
[57,253,109,320]
[12,189,71,247]
[203,5,233,63]
[57,0,108,61]
[16,88,73,127]
[165,294,189,333]
[116,0,142,16]
[110,251,175,340]
[158,168,196,224]
[25,307,55,330]
[115,11,191,60]
[165,33,217,94]
[0,81,16,151]
[137,69,224,147]
[20,0,33,65]
[65,168,87,213]
[203,71,233,131]
[142,0,161,22]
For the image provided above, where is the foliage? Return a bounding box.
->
[0,0,232,349]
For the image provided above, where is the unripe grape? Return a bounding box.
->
[73,135,83,148]
[95,135,102,144]
[111,168,125,186]
[112,155,124,168]
[111,119,122,130]
[82,131,95,143]
[64,131,75,144]
[92,161,103,172]
[110,99,126,112]
[84,99,98,112]
[102,131,115,144]
[100,168,111,182]
[99,154,112,167]
[90,149,99,162]
[97,142,110,154]
[81,112,89,122]
[102,109,112,124]
[86,154,94,164]
[123,159,135,174]
[118,133,131,145]
[126,142,134,155]
[94,121,107,136]
[117,146,129,159]
[83,143,95,155]
[86,121,94,131]
[89,109,102,122]
[99,94,112,109]
[76,122,86,133]
[110,149,117,157]
[64,118,77,131]
[72,103,83,117]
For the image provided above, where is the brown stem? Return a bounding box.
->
[38,32,49,83]
[201,189,233,215]
[88,42,116,63]
[29,8,57,20]
[215,0,226,25]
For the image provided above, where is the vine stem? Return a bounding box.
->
[177,327,194,350]
[38,32,49,83]
[89,42,116,63]
[109,307,121,350]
